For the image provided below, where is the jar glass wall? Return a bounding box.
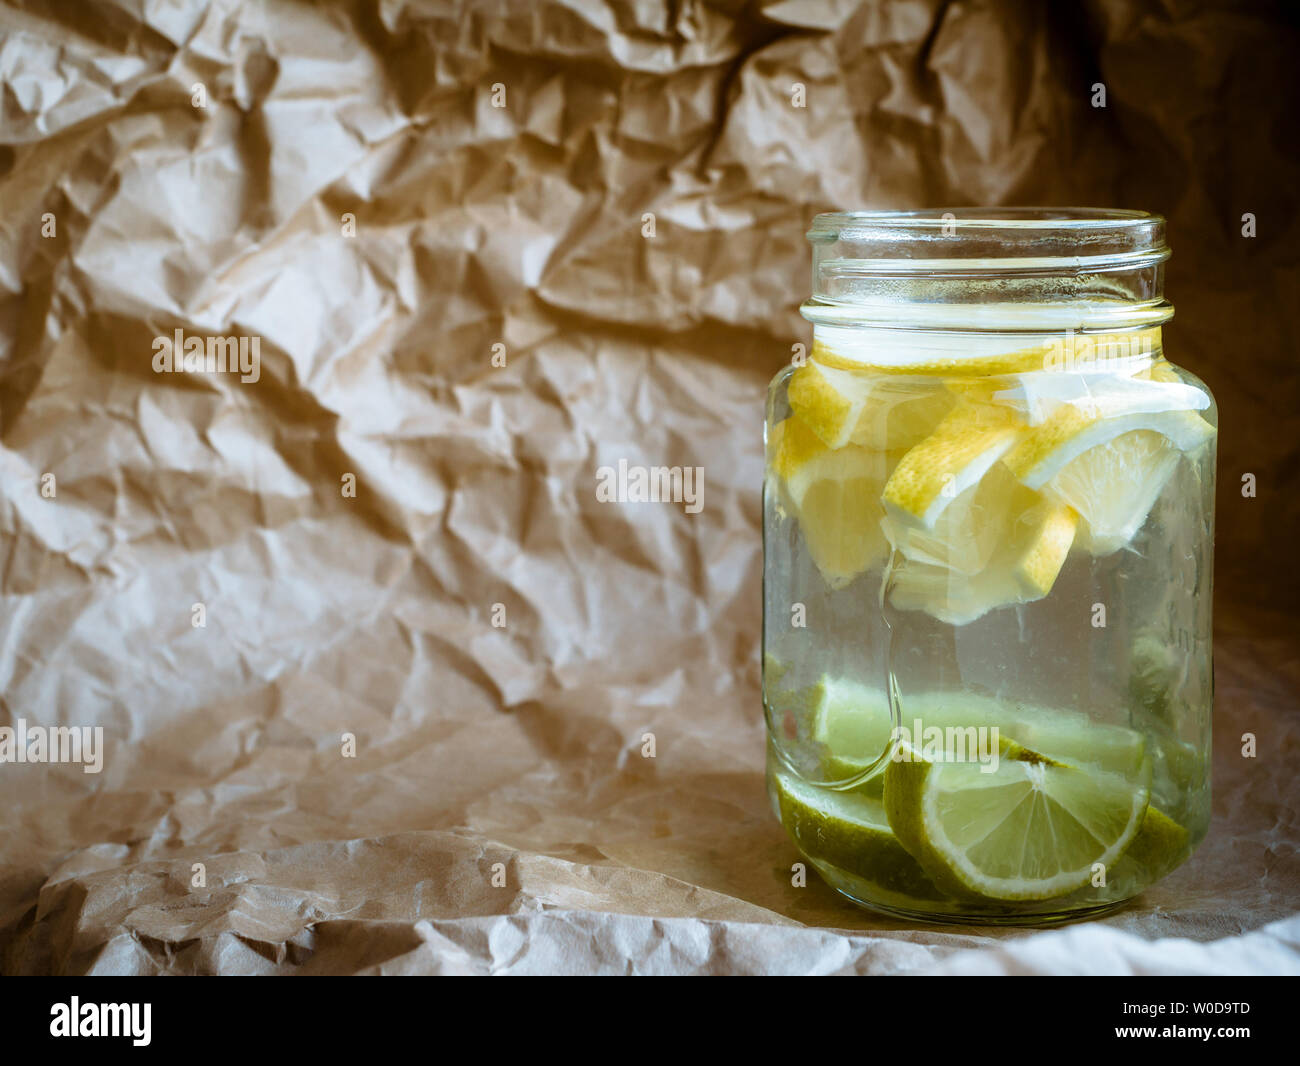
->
[762,209,1216,924]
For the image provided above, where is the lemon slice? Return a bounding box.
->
[888,498,1077,625]
[811,336,1053,376]
[1001,394,1214,555]
[1003,406,1214,492]
[882,401,1023,530]
[772,770,944,901]
[1144,359,1185,385]
[788,360,954,452]
[856,386,957,454]
[884,738,1149,900]
[786,361,876,449]
[885,462,1030,576]
[769,415,889,588]
[1049,431,1183,554]
[991,370,1208,427]
[811,328,1162,377]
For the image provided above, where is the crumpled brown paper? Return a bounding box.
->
[1,0,1298,975]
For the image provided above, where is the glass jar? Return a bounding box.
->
[763,209,1216,924]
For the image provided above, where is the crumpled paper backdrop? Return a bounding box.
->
[1,0,1298,975]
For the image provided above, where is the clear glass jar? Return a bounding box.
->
[763,209,1216,924]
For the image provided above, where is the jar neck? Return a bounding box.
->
[802,208,1173,336]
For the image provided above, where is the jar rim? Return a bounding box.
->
[807,207,1169,277]
[803,208,1172,329]
[810,206,1164,237]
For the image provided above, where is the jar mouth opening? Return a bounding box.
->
[810,206,1163,234]
[807,207,1168,276]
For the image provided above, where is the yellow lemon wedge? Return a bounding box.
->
[1002,400,1214,555]
[769,415,889,588]
[787,360,876,449]
[888,497,1078,625]
[788,360,954,452]
[884,462,1028,576]
[882,401,1024,530]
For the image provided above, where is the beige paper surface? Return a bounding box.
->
[1,0,1297,975]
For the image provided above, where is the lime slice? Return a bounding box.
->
[899,693,1142,767]
[1152,735,1204,798]
[1009,712,1146,778]
[1120,806,1190,877]
[809,686,1148,782]
[884,738,1149,900]
[806,676,894,787]
[763,653,792,691]
[1123,633,1205,794]
[772,770,944,902]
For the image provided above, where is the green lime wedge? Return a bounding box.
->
[1121,805,1191,877]
[1003,704,1147,777]
[763,652,792,691]
[806,676,894,787]
[773,770,944,902]
[884,737,1150,901]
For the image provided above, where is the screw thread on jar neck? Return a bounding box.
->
[802,208,1173,336]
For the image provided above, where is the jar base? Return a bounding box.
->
[812,859,1137,928]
